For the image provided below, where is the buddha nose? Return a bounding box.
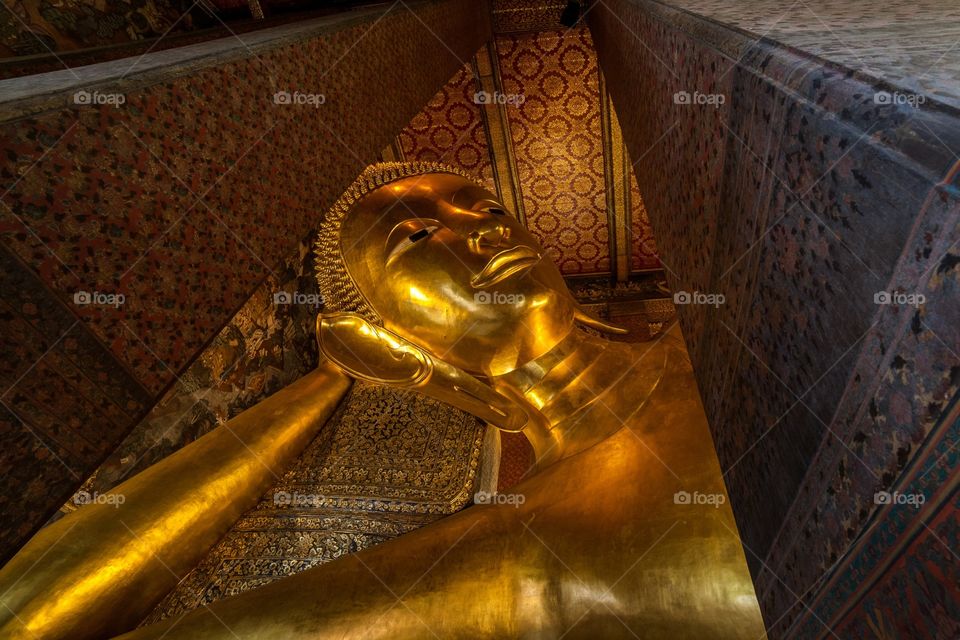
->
[468,220,510,251]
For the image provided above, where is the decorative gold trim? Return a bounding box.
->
[491,2,567,34]
[474,42,527,225]
[599,71,632,282]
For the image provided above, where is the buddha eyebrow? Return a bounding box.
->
[409,228,431,242]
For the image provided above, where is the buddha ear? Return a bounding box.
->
[316,312,531,432]
[316,312,432,385]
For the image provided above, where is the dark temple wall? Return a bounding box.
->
[0,0,490,563]
[589,0,959,637]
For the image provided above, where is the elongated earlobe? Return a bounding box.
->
[574,305,629,335]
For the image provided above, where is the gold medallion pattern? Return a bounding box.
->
[497,27,611,274]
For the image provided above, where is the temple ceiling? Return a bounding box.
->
[390,18,661,278]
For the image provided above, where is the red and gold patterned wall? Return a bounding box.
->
[395,25,662,278]
[496,28,609,275]
[398,66,496,192]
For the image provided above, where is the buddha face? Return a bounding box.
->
[338,173,577,377]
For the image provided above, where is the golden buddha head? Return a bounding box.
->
[315,162,579,377]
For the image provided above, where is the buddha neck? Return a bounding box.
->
[493,327,668,469]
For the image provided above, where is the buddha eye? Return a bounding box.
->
[477,204,507,216]
[386,223,439,263]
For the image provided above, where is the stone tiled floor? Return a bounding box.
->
[659,0,960,109]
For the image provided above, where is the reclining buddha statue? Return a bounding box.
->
[0,162,766,639]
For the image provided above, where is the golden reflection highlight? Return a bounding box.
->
[0,363,351,640]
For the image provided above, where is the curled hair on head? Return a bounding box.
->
[314,161,484,325]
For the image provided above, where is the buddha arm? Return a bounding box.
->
[0,361,351,640]
[112,341,765,640]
